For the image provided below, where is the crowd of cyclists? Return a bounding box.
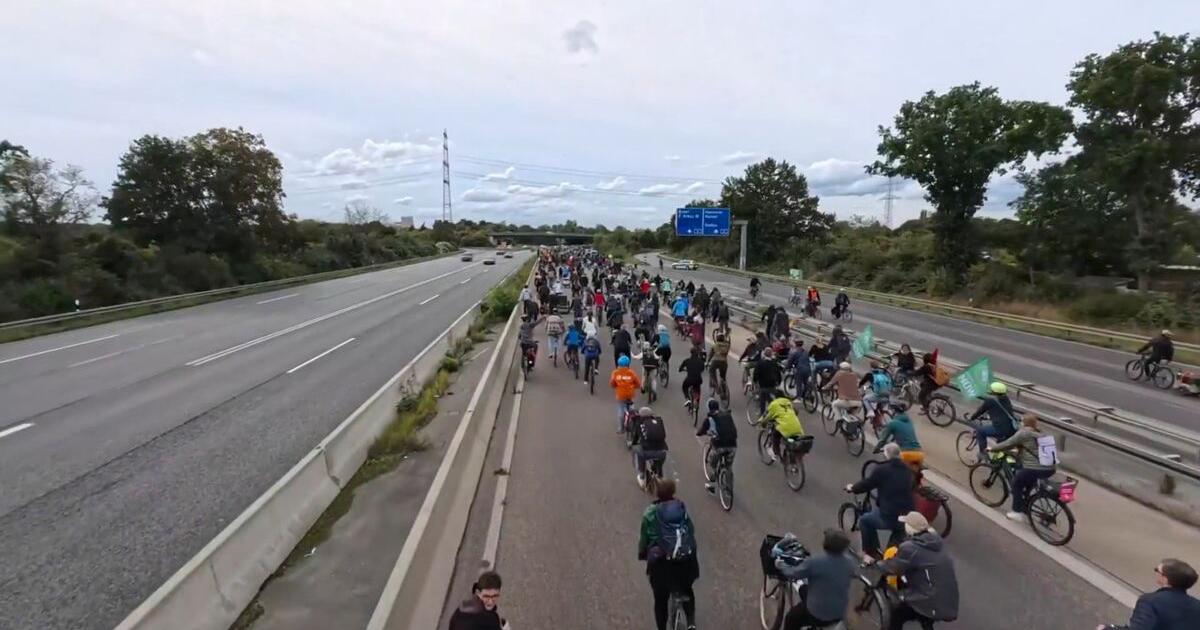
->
[510,246,1197,630]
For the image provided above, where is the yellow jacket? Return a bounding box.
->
[764,397,804,438]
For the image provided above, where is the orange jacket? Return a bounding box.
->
[610,367,642,401]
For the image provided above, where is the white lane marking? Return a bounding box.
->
[256,293,300,305]
[66,336,181,368]
[286,338,356,374]
[0,423,34,440]
[419,294,440,306]
[186,263,480,367]
[483,363,524,566]
[0,334,120,366]
[460,277,471,285]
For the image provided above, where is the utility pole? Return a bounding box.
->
[733,220,749,270]
[442,129,452,222]
[882,176,896,228]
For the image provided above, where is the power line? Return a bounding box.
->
[455,154,723,185]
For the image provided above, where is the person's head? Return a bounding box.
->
[921,353,933,364]
[656,478,677,501]
[658,323,667,333]
[639,406,654,418]
[793,338,804,348]
[883,442,901,460]
[808,285,814,291]
[900,512,930,537]
[707,399,720,413]
[840,287,846,292]
[756,331,766,341]
[989,382,1008,396]
[1156,558,1198,590]
[900,343,912,354]
[474,571,503,610]
[839,361,852,372]
[822,528,851,555]
[1162,329,1173,338]
[691,346,703,359]
[617,355,630,368]
[869,360,881,371]
[1021,413,1040,430]
[715,332,726,343]
[763,347,775,360]
[586,313,593,322]
[833,325,843,335]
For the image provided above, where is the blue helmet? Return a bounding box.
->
[617,355,631,367]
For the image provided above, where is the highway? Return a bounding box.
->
[0,249,529,630]
[495,310,1133,630]
[640,255,1197,435]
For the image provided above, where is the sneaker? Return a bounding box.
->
[1005,511,1024,521]
[767,450,778,463]
[637,474,646,489]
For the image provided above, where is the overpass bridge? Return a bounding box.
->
[489,231,595,246]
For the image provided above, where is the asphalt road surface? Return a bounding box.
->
[496,310,1132,630]
[0,249,528,630]
[641,255,1197,435]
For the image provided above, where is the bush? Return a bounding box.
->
[967,262,1021,301]
[1065,292,1146,325]
[925,268,958,297]
[70,267,129,308]
[17,278,76,316]
[163,252,236,292]
[1135,298,1180,329]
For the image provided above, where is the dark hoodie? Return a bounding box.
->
[879,530,959,622]
[447,595,504,630]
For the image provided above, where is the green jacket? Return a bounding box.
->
[638,499,695,561]
[878,414,921,451]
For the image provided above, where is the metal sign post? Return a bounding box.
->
[733,220,749,270]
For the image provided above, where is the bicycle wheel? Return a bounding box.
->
[1028,495,1076,546]
[861,458,881,480]
[1124,358,1144,380]
[659,365,669,387]
[969,464,1010,507]
[589,369,596,395]
[955,430,979,466]
[927,395,956,427]
[719,380,731,409]
[702,444,714,482]
[691,394,700,427]
[821,405,838,435]
[671,593,688,630]
[759,576,787,630]
[782,373,796,398]
[849,577,888,630]
[845,423,865,457]
[757,430,775,466]
[844,308,853,323]
[837,502,861,533]
[932,497,953,539]
[784,452,806,491]
[1152,366,1176,390]
[717,466,734,511]
[572,357,579,380]
[746,400,762,427]
[801,387,818,413]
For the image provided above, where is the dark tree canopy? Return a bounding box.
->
[718,158,832,264]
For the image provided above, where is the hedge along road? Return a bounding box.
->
[494,308,1131,630]
[640,254,1198,435]
[0,249,530,630]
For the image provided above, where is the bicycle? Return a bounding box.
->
[520,341,538,378]
[954,414,993,466]
[565,346,580,379]
[833,305,853,323]
[822,401,866,456]
[666,590,692,630]
[968,451,1078,545]
[860,456,953,539]
[921,392,957,428]
[1124,353,1175,389]
[639,452,666,495]
[846,562,895,630]
[710,368,731,409]
[755,421,813,491]
[702,441,735,511]
[584,356,599,395]
[685,383,702,427]
[621,401,638,450]
[758,535,808,630]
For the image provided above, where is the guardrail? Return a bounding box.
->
[0,251,462,332]
[722,296,1200,483]
[654,253,1200,358]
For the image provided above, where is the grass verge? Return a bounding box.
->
[0,251,460,345]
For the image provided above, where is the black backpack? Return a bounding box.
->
[640,416,667,448]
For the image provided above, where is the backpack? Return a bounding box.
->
[933,365,951,387]
[640,415,667,447]
[872,370,893,396]
[654,500,696,561]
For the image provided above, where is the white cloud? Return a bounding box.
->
[462,188,507,203]
[563,20,598,54]
[638,183,680,196]
[190,49,215,67]
[483,166,516,181]
[595,175,626,190]
[340,179,370,190]
[394,196,414,205]
[719,150,761,166]
[507,182,584,198]
[664,155,682,162]
[312,139,439,175]
[684,182,705,193]
[344,193,371,203]
[803,158,924,198]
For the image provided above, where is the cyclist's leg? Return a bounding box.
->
[858,509,886,558]
[888,602,925,630]
[647,563,671,630]
[975,422,1000,460]
[1011,467,1053,514]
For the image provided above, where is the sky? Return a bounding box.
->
[3,1,1197,229]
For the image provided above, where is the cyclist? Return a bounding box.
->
[758,389,805,463]
[860,360,893,426]
[610,355,642,432]
[967,382,1020,463]
[517,315,539,370]
[678,346,707,409]
[762,305,779,339]
[828,325,851,365]
[805,285,821,316]
[688,313,706,349]
[775,529,856,630]
[844,443,915,559]
[824,362,863,424]
[685,280,696,297]
[708,332,731,398]
[715,299,730,335]
[876,401,924,473]
[863,511,960,630]
[661,277,673,295]
[913,353,944,415]
[785,338,812,401]
[832,288,850,319]
[671,292,690,329]
[749,276,761,297]
[658,255,664,270]
[891,343,917,378]
[988,414,1057,521]
[631,405,668,485]
[569,293,584,330]
[653,323,673,372]
[773,305,791,342]
[563,323,584,368]
[696,399,737,493]
[1137,329,1175,379]
[1098,559,1199,630]
[753,347,785,417]
[809,338,836,386]
[582,333,602,383]
[638,479,698,630]
[640,341,661,394]
[545,312,565,361]
[581,312,599,338]
[612,324,634,367]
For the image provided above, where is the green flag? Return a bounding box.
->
[851,325,873,361]
[789,268,802,280]
[954,357,992,399]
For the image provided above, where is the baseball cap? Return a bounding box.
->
[899,511,930,532]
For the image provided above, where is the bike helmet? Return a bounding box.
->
[771,535,809,568]
[989,382,1007,395]
[617,355,630,367]
[707,399,720,412]
[1163,329,1173,337]
[658,324,668,333]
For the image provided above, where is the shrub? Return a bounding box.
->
[1065,292,1146,325]
[163,252,236,292]
[17,278,75,316]
[967,262,1021,301]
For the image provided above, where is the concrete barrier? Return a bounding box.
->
[113,300,488,630]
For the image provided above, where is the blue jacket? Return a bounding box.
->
[969,395,1018,440]
[582,338,602,358]
[655,331,671,349]
[1121,587,1200,630]
[564,329,584,348]
[672,297,689,318]
[786,348,811,375]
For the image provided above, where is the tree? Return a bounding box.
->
[1067,33,1200,290]
[869,83,1072,283]
[343,200,389,228]
[0,154,97,265]
[104,127,289,262]
[718,159,832,264]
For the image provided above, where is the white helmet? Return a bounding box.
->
[658,324,667,333]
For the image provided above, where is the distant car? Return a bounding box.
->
[483,258,496,265]
[462,254,474,262]
[497,250,505,255]
[504,253,513,259]
[671,259,698,270]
